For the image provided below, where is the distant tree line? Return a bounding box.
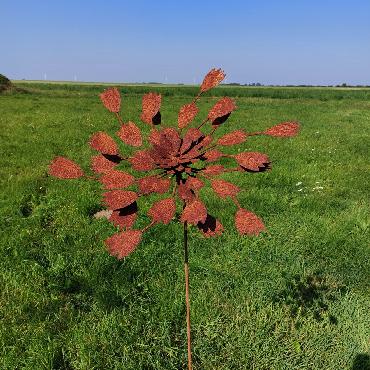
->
[222,82,370,88]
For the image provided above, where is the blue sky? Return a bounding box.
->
[2,0,370,85]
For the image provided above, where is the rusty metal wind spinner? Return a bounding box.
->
[49,68,299,369]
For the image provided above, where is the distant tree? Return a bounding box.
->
[0,73,12,92]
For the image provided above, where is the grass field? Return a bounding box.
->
[0,82,369,369]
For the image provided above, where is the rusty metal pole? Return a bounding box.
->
[183,221,192,370]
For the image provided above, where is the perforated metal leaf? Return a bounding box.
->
[177,182,196,202]
[161,128,182,154]
[100,170,134,189]
[105,230,142,259]
[202,149,224,162]
[211,179,240,199]
[109,202,138,229]
[264,122,299,137]
[217,130,246,146]
[100,87,121,113]
[89,132,119,155]
[49,157,84,179]
[129,150,155,171]
[180,128,204,154]
[148,197,176,225]
[141,92,161,125]
[198,214,224,237]
[181,199,207,225]
[235,208,265,236]
[178,103,198,129]
[186,177,204,191]
[116,122,143,147]
[202,165,225,176]
[200,68,225,93]
[208,97,236,123]
[103,190,138,210]
[91,155,118,174]
[138,175,171,195]
[235,152,270,171]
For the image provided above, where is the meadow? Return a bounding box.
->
[0,82,369,369]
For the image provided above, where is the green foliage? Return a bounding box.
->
[0,84,369,369]
[0,73,12,92]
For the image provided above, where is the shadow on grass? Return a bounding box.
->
[274,272,346,325]
[352,354,370,370]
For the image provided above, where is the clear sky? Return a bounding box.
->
[2,0,370,85]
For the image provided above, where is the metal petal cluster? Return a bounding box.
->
[49,68,299,259]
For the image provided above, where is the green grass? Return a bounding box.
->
[0,83,369,369]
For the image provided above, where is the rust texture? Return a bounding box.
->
[48,68,299,259]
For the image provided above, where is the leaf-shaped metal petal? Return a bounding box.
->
[109,202,138,229]
[264,122,299,137]
[149,128,162,146]
[208,97,236,124]
[200,68,225,93]
[211,179,240,199]
[105,230,142,259]
[138,175,171,195]
[186,177,204,191]
[198,214,224,237]
[129,150,155,171]
[178,103,198,129]
[148,197,176,225]
[89,132,119,155]
[202,164,225,176]
[103,190,138,210]
[180,199,207,225]
[235,152,270,171]
[202,149,224,162]
[141,92,161,125]
[100,87,121,113]
[116,122,142,147]
[100,170,134,189]
[49,157,84,179]
[180,128,204,154]
[217,130,246,146]
[91,154,118,174]
[177,182,196,202]
[162,128,182,154]
[235,208,265,236]
[181,135,212,161]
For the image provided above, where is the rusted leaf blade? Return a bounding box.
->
[105,230,142,259]
[178,103,198,129]
[138,175,171,195]
[264,122,300,137]
[181,199,207,225]
[235,208,265,236]
[100,87,121,113]
[100,170,135,189]
[103,190,138,210]
[117,122,143,147]
[211,179,240,199]
[235,152,270,172]
[217,130,246,146]
[200,68,225,93]
[141,92,161,125]
[148,197,176,225]
[208,97,236,124]
[49,157,84,179]
[198,214,224,237]
[109,202,138,229]
[91,154,119,174]
[129,150,155,171]
[90,132,119,155]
